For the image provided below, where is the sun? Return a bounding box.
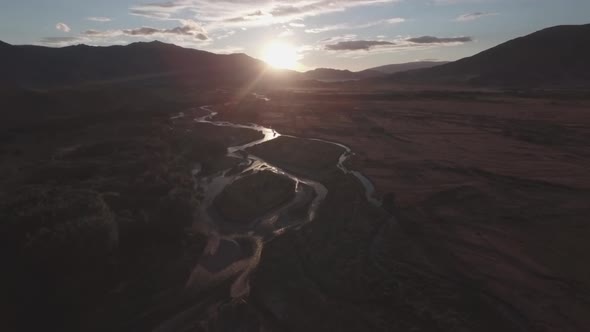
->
[262,42,298,70]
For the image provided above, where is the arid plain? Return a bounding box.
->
[215,88,590,331]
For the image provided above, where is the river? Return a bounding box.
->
[182,95,381,298]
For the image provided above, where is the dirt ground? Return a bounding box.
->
[218,89,590,332]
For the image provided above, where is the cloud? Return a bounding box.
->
[306,17,404,33]
[325,40,395,51]
[83,29,107,36]
[385,17,406,24]
[433,0,485,4]
[454,12,498,22]
[124,25,208,40]
[83,20,209,40]
[278,29,295,37]
[130,0,192,19]
[38,36,82,47]
[55,22,71,32]
[130,0,400,29]
[321,34,473,55]
[205,45,245,54]
[214,29,236,39]
[87,17,112,22]
[289,22,306,28]
[130,9,172,19]
[40,37,79,43]
[406,36,472,43]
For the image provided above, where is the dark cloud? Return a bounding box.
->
[84,21,209,40]
[123,27,161,35]
[123,24,209,40]
[406,36,472,44]
[326,40,395,51]
[322,34,472,53]
[143,1,182,8]
[83,29,103,36]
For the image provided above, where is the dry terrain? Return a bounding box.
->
[217,89,590,332]
[3,85,590,332]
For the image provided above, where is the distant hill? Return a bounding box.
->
[390,24,590,86]
[0,40,274,88]
[301,61,448,82]
[367,61,448,74]
[302,68,383,82]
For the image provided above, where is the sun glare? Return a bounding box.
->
[262,42,298,70]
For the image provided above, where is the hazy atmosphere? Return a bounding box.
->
[1,0,589,70]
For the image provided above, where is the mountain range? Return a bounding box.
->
[0,41,269,88]
[389,24,590,86]
[300,61,448,81]
[367,61,449,74]
[0,39,447,87]
[1,23,589,88]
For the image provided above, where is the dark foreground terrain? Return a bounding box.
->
[0,86,262,331]
[1,84,590,332]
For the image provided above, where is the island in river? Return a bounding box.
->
[213,170,296,223]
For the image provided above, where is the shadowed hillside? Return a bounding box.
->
[302,68,383,81]
[0,41,274,88]
[301,62,449,82]
[367,61,448,74]
[390,24,590,86]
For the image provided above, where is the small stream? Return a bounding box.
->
[182,95,381,298]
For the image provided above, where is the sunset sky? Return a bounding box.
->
[1,0,589,71]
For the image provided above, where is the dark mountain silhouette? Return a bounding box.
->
[367,61,448,74]
[389,24,590,86]
[302,68,384,81]
[301,61,449,82]
[0,40,273,88]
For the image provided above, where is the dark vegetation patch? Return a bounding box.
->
[0,86,259,331]
[214,170,295,223]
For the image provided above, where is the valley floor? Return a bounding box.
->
[216,88,590,331]
[2,86,590,331]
